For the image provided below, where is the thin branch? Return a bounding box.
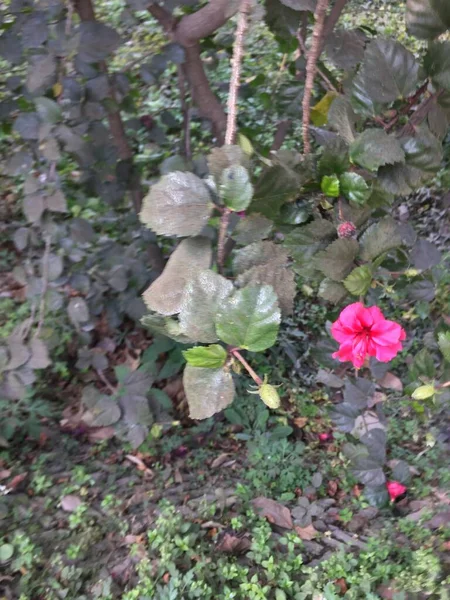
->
[231,349,263,386]
[397,90,443,138]
[385,81,429,132]
[177,65,191,159]
[217,208,231,273]
[225,0,251,145]
[271,119,292,152]
[322,0,350,40]
[34,235,51,339]
[297,29,338,93]
[175,0,240,46]
[302,0,330,155]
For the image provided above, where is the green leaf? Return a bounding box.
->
[143,238,212,316]
[0,544,14,563]
[412,384,436,399]
[314,238,359,281]
[352,457,386,486]
[359,217,403,261]
[318,279,348,303]
[220,165,253,211]
[325,29,366,71]
[232,214,273,245]
[208,145,248,183]
[406,0,448,39]
[425,41,450,90]
[401,125,443,173]
[179,270,234,343]
[34,97,62,123]
[364,485,389,508]
[318,137,350,177]
[236,261,296,316]
[377,163,424,195]
[409,348,436,380]
[391,460,411,485]
[216,285,281,352]
[340,172,371,205]
[183,365,235,420]
[344,265,373,296]
[140,172,213,237]
[183,345,228,369]
[233,241,289,275]
[410,238,442,270]
[350,69,383,118]
[438,331,450,362]
[141,313,194,344]
[89,397,121,427]
[328,96,357,143]
[321,174,340,197]
[354,39,419,104]
[350,130,405,171]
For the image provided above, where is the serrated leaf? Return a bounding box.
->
[344,378,375,409]
[314,238,359,282]
[236,261,296,316]
[5,339,30,371]
[122,368,154,396]
[27,53,57,95]
[28,338,51,369]
[216,285,281,352]
[78,22,122,62]
[352,457,386,486]
[140,172,213,237]
[126,424,149,449]
[377,163,425,195]
[325,29,366,71]
[23,193,45,223]
[360,427,387,463]
[360,217,403,261]
[318,279,348,303]
[340,173,371,206]
[316,369,344,388]
[364,485,389,507]
[391,459,412,484]
[350,69,383,118]
[410,238,442,270]
[208,145,248,183]
[330,402,361,433]
[220,165,253,212]
[401,125,443,173]
[321,174,340,197]
[355,39,419,104]
[120,394,153,426]
[46,190,67,212]
[141,313,194,344]
[409,348,436,380]
[179,270,234,343]
[342,442,369,462]
[318,137,350,177]
[406,0,447,39]
[425,41,450,90]
[438,331,450,362]
[232,214,273,245]
[328,96,357,143]
[89,397,121,427]
[407,280,435,301]
[183,344,227,368]
[14,113,40,140]
[344,265,373,296]
[350,130,405,171]
[143,238,212,316]
[183,365,235,419]
[412,384,435,399]
[34,97,62,124]
[68,297,89,325]
[233,240,289,274]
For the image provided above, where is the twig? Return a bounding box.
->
[385,81,429,132]
[231,349,263,386]
[225,0,251,145]
[302,0,330,155]
[177,65,191,159]
[297,29,338,93]
[34,235,51,338]
[322,0,350,40]
[397,90,443,138]
[96,369,118,395]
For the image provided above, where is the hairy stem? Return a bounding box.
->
[34,235,51,339]
[231,349,263,386]
[302,0,330,155]
[177,65,192,159]
[225,0,251,145]
[297,29,338,93]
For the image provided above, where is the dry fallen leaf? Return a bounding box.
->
[294,417,308,429]
[252,497,293,529]
[88,427,115,442]
[295,523,318,540]
[211,453,230,469]
[0,470,11,481]
[378,372,403,392]
[125,454,154,478]
[217,532,251,554]
[327,480,338,497]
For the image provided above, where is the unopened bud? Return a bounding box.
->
[337,221,357,239]
[259,383,281,409]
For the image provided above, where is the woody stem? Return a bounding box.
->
[231,349,263,386]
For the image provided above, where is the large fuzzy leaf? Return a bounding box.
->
[424,42,450,90]
[318,279,348,304]
[359,217,403,261]
[236,262,296,315]
[232,214,273,245]
[78,22,122,62]
[401,125,443,173]
[140,172,214,237]
[233,240,289,275]
[314,239,359,282]
[183,345,228,369]
[216,285,281,352]
[406,0,447,39]
[183,365,235,420]
[143,238,212,316]
[141,313,195,343]
[208,145,248,183]
[220,165,253,212]
[325,29,366,71]
[340,173,371,205]
[179,270,234,343]
[328,96,357,144]
[355,39,419,104]
[350,130,405,171]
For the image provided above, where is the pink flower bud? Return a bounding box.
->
[318,432,332,443]
[386,480,407,501]
[337,221,357,239]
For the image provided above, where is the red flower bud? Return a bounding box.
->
[386,480,407,501]
[337,221,357,239]
[318,432,332,443]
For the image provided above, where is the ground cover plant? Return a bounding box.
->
[0,0,450,597]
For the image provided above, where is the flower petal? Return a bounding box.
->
[337,302,365,332]
[371,320,405,346]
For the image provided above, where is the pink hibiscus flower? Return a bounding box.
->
[331,302,406,369]
[386,480,407,501]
